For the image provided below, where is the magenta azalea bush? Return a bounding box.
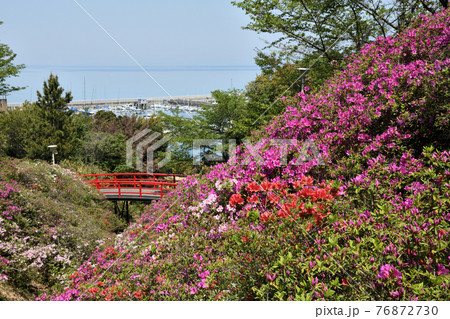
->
[40,9,449,301]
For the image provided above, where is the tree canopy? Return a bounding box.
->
[0,21,25,97]
[24,74,76,160]
[156,89,247,173]
[232,0,448,65]
[237,63,304,136]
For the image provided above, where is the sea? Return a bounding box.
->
[5,65,260,105]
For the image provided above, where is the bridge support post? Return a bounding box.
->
[114,200,130,224]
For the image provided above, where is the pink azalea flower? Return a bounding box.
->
[377,264,402,281]
[266,272,277,281]
[437,264,449,276]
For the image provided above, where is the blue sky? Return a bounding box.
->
[1,0,271,102]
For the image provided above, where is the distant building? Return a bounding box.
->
[137,99,148,108]
[0,99,7,112]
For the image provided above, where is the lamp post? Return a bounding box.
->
[297,67,310,93]
[48,145,57,165]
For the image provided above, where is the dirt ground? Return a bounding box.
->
[0,281,48,301]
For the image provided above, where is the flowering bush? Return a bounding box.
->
[41,9,449,301]
[0,157,123,300]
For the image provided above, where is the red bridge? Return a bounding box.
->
[82,173,182,201]
[82,173,183,223]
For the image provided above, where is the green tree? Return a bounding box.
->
[199,89,246,141]
[157,89,247,173]
[0,102,32,157]
[196,89,247,164]
[66,110,165,173]
[0,21,25,97]
[25,74,76,160]
[231,63,304,138]
[232,0,447,64]
[157,107,201,174]
[78,131,127,172]
[71,112,94,150]
[92,110,164,139]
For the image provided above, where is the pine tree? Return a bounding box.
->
[0,21,25,97]
[25,74,76,160]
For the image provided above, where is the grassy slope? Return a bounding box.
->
[0,156,124,300]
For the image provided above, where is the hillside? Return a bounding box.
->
[0,157,124,300]
[41,9,449,301]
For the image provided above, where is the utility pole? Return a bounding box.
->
[83,77,86,108]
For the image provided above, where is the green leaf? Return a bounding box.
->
[324,289,335,298]
[247,210,260,222]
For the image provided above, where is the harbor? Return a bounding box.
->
[5,94,214,118]
[69,102,202,119]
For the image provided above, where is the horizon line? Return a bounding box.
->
[21,64,261,73]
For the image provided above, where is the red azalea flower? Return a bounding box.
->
[241,236,250,242]
[298,188,315,199]
[260,211,274,222]
[268,194,281,204]
[272,182,282,190]
[301,175,314,185]
[134,290,143,299]
[229,193,244,206]
[260,180,274,191]
[286,200,297,210]
[293,176,314,188]
[248,194,259,203]
[298,202,307,212]
[277,206,290,219]
[247,181,262,192]
[87,287,99,294]
[293,180,303,188]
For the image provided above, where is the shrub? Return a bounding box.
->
[0,156,123,299]
[40,9,450,301]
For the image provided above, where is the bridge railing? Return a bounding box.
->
[82,173,183,199]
